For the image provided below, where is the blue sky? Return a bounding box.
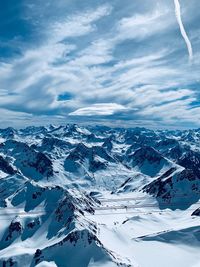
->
[0,0,200,128]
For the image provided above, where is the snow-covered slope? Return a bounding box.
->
[0,124,200,267]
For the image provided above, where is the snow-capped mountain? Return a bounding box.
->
[0,124,200,267]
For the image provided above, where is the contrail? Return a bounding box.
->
[174,0,193,60]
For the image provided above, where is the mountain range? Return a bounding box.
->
[0,124,200,267]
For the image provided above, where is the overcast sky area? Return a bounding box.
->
[0,0,200,129]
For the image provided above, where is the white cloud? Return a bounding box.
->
[115,7,172,41]
[51,5,112,42]
[69,103,127,116]
[0,1,200,128]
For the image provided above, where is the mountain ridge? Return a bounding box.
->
[0,124,200,267]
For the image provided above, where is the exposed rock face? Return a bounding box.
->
[191,208,200,216]
[0,155,16,175]
[178,150,200,176]
[127,146,173,177]
[0,220,23,250]
[143,168,200,208]
[0,140,54,181]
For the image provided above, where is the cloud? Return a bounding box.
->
[174,0,193,60]
[0,4,112,115]
[116,7,171,41]
[69,103,127,116]
[51,4,112,42]
[0,0,200,128]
